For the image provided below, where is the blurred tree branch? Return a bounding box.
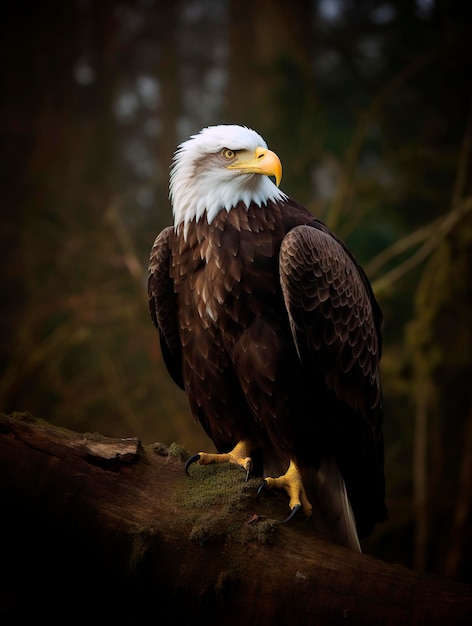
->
[105,199,145,286]
[369,90,472,293]
[0,315,85,409]
[369,195,472,294]
[326,40,455,232]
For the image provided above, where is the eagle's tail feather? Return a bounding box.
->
[310,457,362,552]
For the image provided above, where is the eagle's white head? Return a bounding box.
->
[170,125,287,232]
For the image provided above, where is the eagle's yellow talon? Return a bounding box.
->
[185,440,253,480]
[261,460,313,518]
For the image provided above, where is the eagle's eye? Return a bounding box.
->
[221,148,236,160]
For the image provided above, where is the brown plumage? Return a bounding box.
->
[148,125,387,550]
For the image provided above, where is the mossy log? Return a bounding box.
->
[0,412,471,625]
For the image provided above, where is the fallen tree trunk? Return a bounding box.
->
[0,412,470,625]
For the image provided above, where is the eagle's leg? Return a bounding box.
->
[258,460,312,522]
[185,439,253,481]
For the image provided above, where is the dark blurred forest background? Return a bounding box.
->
[1,0,472,584]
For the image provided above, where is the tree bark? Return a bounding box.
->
[0,412,470,626]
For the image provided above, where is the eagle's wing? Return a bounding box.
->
[148,226,184,390]
[279,223,386,538]
[280,222,382,422]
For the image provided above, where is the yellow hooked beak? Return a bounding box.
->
[226,146,282,187]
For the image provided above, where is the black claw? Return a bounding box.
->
[256,479,267,501]
[279,503,302,525]
[244,459,252,482]
[185,453,201,476]
[256,483,302,525]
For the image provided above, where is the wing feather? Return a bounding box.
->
[148,226,184,390]
[279,223,382,422]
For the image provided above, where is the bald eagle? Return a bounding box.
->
[148,125,386,551]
